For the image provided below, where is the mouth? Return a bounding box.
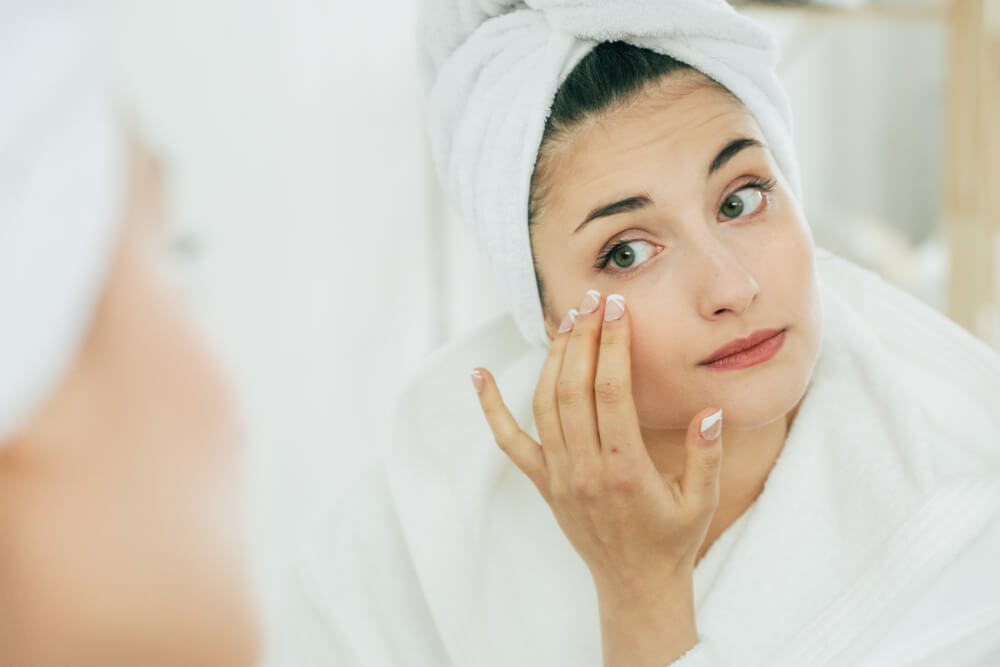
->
[698,328,787,370]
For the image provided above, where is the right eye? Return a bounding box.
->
[597,239,661,273]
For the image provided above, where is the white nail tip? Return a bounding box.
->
[700,410,722,435]
[604,294,626,321]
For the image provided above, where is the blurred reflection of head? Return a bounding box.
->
[0,4,258,666]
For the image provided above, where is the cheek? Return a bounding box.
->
[623,220,822,431]
[763,220,821,331]
[622,293,701,430]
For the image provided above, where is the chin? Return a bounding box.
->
[722,345,819,429]
[634,347,816,432]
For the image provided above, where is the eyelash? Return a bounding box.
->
[593,176,777,272]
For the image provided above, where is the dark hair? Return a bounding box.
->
[528,41,730,317]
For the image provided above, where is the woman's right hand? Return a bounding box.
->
[472,290,725,666]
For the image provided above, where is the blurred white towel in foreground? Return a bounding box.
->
[275,250,1000,667]
[0,1,125,444]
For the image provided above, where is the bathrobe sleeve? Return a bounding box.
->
[273,463,453,667]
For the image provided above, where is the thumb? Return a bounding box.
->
[680,407,724,509]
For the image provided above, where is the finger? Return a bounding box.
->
[556,290,605,465]
[593,294,645,459]
[531,313,573,466]
[678,407,724,511]
[474,367,547,489]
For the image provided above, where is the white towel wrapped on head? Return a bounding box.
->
[0,2,126,445]
[420,0,800,346]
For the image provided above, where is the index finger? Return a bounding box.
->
[592,294,645,459]
[474,367,547,489]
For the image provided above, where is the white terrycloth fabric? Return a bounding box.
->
[0,2,126,444]
[276,250,1000,667]
[421,0,800,346]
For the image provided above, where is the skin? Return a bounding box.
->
[0,135,258,666]
[476,73,822,667]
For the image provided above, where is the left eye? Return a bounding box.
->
[720,187,764,219]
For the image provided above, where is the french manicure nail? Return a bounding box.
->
[558,308,579,334]
[700,409,723,441]
[471,370,484,393]
[604,294,625,322]
[579,289,601,315]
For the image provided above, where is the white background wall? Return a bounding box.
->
[91,1,961,661]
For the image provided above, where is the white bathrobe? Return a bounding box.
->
[277,249,1000,667]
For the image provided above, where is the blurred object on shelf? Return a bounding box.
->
[810,209,950,312]
[943,0,1000,346]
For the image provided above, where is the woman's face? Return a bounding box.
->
[531,75,822,430]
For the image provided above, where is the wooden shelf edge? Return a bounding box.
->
[732,1,946,21]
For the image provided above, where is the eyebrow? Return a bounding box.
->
[573,136,765,234]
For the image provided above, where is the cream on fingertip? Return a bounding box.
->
[579,289,601,315]
[604,294,625,322]
[700,409,723,441]
[558,308,579,333]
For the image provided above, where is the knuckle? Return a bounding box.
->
[549,477,570,503]
[531,393,553,421]
[569,318,595,338]
[492,426,519,452]
[698,449,723,477]
[603,464,636,495]
[600,327,629,347]
[556,376,587,406]
[689,485,720,512]
[570,471,600,500]
[593,375,630,403]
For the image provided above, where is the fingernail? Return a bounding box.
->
[471,370,484,393]
[579,289,601,315]
[558,308,579,333]
[604,294,625,322]
[700,409,723,442]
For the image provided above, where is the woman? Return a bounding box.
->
[284,2,1000,666]
[0,5,258,665]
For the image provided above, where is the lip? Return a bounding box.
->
[699,328,786,370]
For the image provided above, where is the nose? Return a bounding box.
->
[690,235,760,320]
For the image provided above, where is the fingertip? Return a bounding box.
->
[697,407,723,444]
[469,366,492,395]
[601,293,624,321]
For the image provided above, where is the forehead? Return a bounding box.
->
[540,81,763,206]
